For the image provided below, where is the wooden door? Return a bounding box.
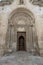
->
[17,32,26,51]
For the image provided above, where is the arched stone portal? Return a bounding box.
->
[6,8,39,54]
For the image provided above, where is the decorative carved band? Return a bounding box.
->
[30,0,43,6]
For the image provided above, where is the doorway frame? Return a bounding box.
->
[17,32,26,51]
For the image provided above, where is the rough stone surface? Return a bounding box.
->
[0,0,43,56]
[0,51,43,65]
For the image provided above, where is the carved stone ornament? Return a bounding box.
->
[30,0,43,6]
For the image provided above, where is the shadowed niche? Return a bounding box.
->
[18,36,26,51]
[19,0,24,4]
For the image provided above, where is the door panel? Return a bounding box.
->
[17,32,26,51]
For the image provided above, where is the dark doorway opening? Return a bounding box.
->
[17,32,26,51]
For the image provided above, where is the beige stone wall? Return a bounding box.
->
[35,15,43,56]
[0,0,43,56]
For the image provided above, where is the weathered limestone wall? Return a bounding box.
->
[0,12,8,56]
[35,15,43,56]
[0,0,43,56]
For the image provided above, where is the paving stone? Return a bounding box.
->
[0,51,43,65]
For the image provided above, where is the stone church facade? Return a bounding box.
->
[0,0,43,56]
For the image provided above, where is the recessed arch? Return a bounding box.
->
[8,7,35,25]
[18,35,25,51]
[5,7,39,55]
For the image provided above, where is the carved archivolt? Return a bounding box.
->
[9,8,35,26]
